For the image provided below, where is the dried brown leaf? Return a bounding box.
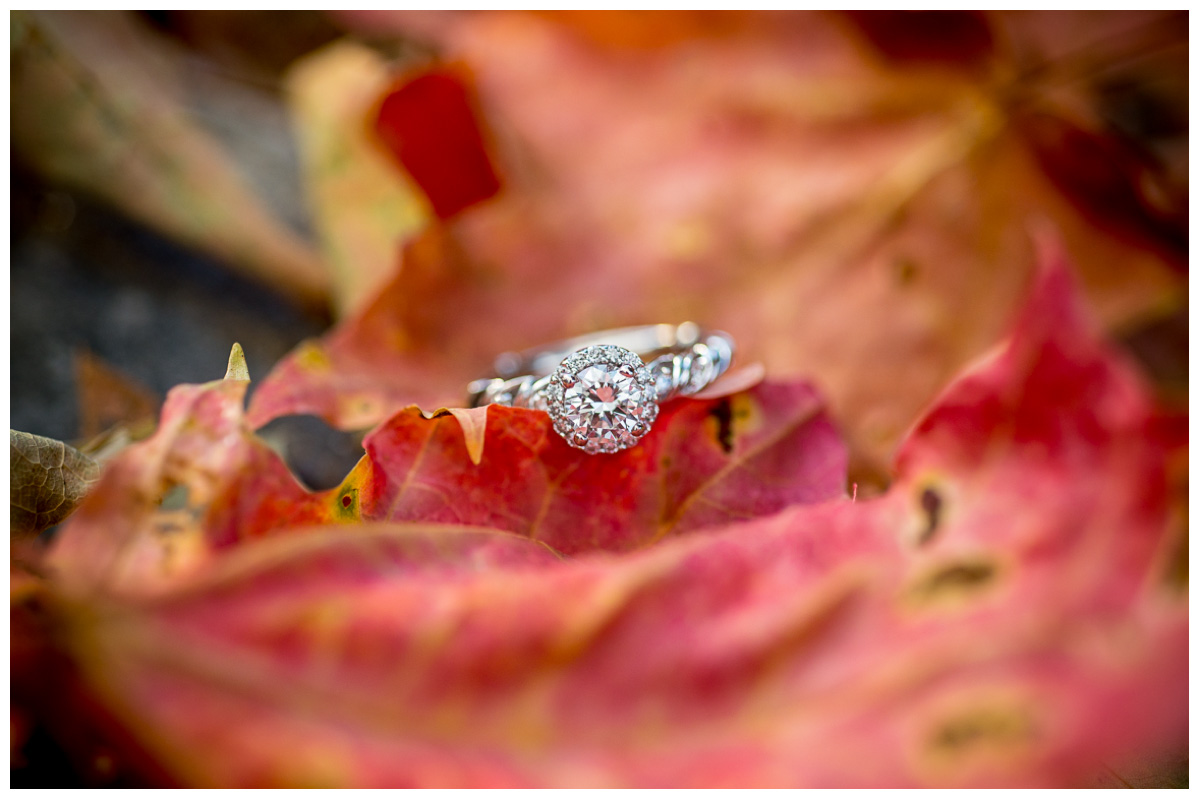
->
[10,430,101,539]
[73,349,161,442]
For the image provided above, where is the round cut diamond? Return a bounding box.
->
[548,345,658,454]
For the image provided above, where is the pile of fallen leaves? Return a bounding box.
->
[10,11,1187,788]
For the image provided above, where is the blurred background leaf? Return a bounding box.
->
[249,10,1186,492]
[11,10,328,309]
[285,41,431,317]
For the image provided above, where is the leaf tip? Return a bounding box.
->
[445,406,488,465]
[224,343,250,382]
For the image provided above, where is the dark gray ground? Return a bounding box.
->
[10,160,367,493]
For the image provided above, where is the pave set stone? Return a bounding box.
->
[547,345,659,454]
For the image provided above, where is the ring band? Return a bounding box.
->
[468,323,735,454]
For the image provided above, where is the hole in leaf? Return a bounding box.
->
[895,257,919,285]
[255,414,364,491]
[158,484,189,511]
[917,486,942,545]
[335,486,359,520]
[927,704,1036,757]
[709,397,734,454]
[907,559,998,608]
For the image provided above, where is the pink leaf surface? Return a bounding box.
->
[46,370,330,597]
[345,380,847,555]
[45,249,1184,787]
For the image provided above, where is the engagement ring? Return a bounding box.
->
[467,323,735,454]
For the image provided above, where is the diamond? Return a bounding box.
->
[647,354,677,399]
[684,350,714,394]
[548,345,658,454]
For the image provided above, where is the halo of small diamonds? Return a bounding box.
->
[546,345,659,454]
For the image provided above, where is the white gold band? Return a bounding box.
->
[467,323,735,411]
